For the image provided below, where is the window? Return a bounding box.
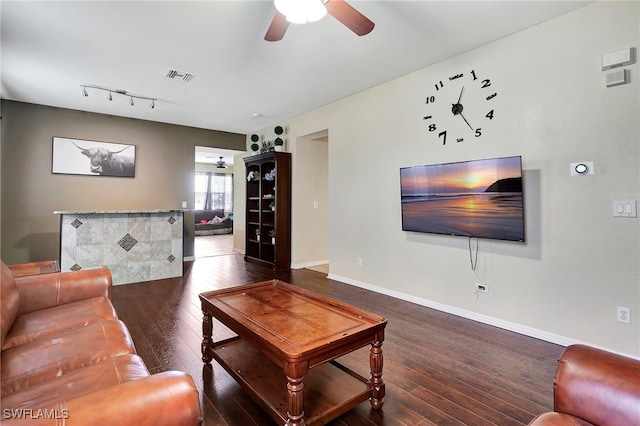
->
[195,172,233,211]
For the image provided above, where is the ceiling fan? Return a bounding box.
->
[215,157,227,169]
[265,0,375,42]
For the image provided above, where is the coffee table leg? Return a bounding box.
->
[285,372,306,426]
[202,312,213,363]
[370,335,385,409]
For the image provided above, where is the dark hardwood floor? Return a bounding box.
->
[111,254,563,426]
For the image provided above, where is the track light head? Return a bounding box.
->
[82,87,88,97]
[129,97,134,106]
[107,91,113,101]
[150,99,155,109]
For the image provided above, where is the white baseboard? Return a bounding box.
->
[291,259,329,270]
[326,273,639,358]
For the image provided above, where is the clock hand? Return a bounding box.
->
[450,99,474,131]
[459,111,474,131]
[457,86,464,104]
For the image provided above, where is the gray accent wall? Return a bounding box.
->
[1,100,246,263]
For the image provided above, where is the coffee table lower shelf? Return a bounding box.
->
[209,337,372,426]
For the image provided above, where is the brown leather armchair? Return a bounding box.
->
[1,261,202,425]
[529,344,640,426]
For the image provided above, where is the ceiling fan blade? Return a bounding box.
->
[326,0,375,36]
[265,11,289,42]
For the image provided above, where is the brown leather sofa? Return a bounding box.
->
[529,344,640,426]
[1,260,202,425]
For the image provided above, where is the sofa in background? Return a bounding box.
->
[1,260,202,425]
[528,344,640,426]
[194,209,233,235]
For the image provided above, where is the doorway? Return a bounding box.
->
[296,130,329,272]
[194,146,242,258]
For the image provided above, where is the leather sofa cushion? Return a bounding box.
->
[15,267,112,315]
[3,297,117,350]
[1,262,20,349]
[1,319,135,395]
[1,354,149,411]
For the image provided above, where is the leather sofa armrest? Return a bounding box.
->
[1,371,202,426]
[14,268,112,315]
[552,344,640,426]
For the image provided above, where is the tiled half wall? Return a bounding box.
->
[58,211,183,285]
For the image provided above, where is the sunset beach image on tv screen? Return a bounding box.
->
[400,156,524,242]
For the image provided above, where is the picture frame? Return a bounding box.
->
[52,137,136,177]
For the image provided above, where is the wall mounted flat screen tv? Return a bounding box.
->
[400,156,524,242]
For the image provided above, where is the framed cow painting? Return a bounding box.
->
[52,137,136,177]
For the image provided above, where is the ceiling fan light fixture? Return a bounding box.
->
[275,0,327,24]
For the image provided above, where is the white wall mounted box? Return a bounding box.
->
[606,69,627,87]
[602,47,635,70]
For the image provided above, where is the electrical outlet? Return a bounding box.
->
[475,283,488,293]
[356,257,363,267]
[617,306,631,324]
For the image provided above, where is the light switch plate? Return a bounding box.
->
[613,200,637,217]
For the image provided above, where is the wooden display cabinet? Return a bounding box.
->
[243,152,291,270]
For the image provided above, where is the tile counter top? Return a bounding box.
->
[54,209,188,214]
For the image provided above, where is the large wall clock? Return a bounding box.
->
[423,69,497,145]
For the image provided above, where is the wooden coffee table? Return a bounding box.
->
[200,279,387,426]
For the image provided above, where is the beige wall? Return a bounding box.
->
[0,100,245,263]
[248,2,640,357]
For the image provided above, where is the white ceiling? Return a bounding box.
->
[1,1,590,135]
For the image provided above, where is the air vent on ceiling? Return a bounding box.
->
[165,69,195,82]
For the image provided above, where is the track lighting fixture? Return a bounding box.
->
[80,84,157,109]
